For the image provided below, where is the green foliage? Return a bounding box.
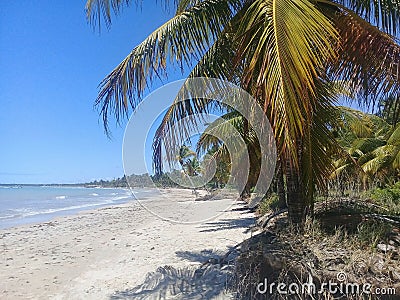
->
[367,182,400,214]
[85,176,128,188]
[151,173,179,188]
[356,221,392,248]
[370,183,400,203]
[332,108,400,187]
[257,193,282,215]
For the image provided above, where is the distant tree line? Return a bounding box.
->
[84,173,179,188]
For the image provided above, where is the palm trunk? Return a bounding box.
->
[285,159,306,230]
[276,160,287,209]
[241,118,251,200]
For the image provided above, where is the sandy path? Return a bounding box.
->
[0,189,256,299]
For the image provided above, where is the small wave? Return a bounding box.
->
[113,194,133,200]
[90,193,99,196]
[0,195,135,223]
[18,202,112,218]
[0,213,23,220]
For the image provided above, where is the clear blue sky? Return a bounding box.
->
[0,1,187,184]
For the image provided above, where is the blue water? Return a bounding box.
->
[0,186,154,229]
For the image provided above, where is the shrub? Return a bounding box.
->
[257,193,282,215]
[368,181,400,214]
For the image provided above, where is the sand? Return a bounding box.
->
[0,189,256,299]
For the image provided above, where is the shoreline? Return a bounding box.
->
[0,186,157,230]
[0,188,256,299]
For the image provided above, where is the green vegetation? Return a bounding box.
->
[84,173,179,188]
[257,193,282,215]
[367,182,400,214]
[85,174,152,188]
[369,182,400,204]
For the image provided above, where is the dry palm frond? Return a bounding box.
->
[330,9,400,108]
[335,0,400,34]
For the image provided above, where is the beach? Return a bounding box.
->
[0,188,256,299]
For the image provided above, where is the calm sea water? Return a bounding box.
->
[0,186,154,229]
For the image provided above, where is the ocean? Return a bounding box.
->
[0,186,153,229]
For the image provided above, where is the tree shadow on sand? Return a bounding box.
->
[110,248,242,300]
[175,249,227,264]
[109,264,234,300]
[198,217,255,233]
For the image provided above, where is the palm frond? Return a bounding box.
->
[379,93,400,126]
[86,0,135,29]
[351,138,386,155]
[387,124,400,146]
[362,146,396,174]
[335,0,400,34]
[330,162,352,178]
[330,9,400,107]
[85,0,193,28]
[338,106,374,138]
[94,0,240,132]
[300,84,340,199]
[393,150,400,169]
[175,0,202,14]
[236,0,339,165]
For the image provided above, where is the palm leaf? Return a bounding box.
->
[393,150,400,169]
[337,106,374,138]
[329,8,400,107]
[93,0,240,132]
[175,0,202,14]
[236,0,339,165]
[86,0,135,29]
[335,0,400,34]
[387,124,400,146]
[362,146,395,174]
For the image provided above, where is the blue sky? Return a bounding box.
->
[0,1,187,184]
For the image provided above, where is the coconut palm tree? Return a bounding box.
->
[378,93,400,126]
[173,144,205,195]
[332,107,400,188]
[86,0,400,228]
[176,145,196,168]
[196,110,262,198]
[197,110,289,208]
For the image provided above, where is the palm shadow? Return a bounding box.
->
[110,248,242,299]
[109,264,234,300]
[198,217,255,233]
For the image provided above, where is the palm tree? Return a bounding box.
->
[176,145,196,169]
[196,110,262,198]
[86,0,400,228]
[332,107,400,188]
[378,93,400,126]
[185,157,201,177]
[174,145,202,195]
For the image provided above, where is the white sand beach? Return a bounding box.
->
[0,189,256,299]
